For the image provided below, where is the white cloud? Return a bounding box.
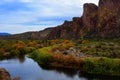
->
[0,0,33,3]
[0,0,99,34]
[20,0,33,3]
[0,24,51,34]
[80,0,98,5]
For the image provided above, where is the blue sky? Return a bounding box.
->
[0,0,98,34]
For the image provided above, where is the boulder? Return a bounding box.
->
[0,68,11,80]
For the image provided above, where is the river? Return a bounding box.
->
[0,56,119,80]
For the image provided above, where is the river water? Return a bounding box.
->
[0,56,119,80]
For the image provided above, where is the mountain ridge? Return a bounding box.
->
[0,32,10,36]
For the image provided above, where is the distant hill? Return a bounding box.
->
[0,28,53,40]
[0,33,11,36]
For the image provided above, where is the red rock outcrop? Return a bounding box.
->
[82,3,98,31]
[48,17,82,39]
[47,0,120,39]
[98,0,120,38]
[81,3,98,38]
[48,3,99,39]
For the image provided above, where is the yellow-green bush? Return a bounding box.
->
[84,57,120,76]
[30,49,51,65]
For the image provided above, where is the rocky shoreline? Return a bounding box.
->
[0,68,20,80]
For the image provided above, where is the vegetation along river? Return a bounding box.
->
[0,55,119,80]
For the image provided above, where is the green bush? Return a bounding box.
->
[30,49,51,65]
[30,50,41,61]
[25,47,36,53]
[10,49,20,56]
[84,57,120,76]
[0,54,3,59]
[0,48,5,59]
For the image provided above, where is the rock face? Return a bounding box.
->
[82,4,98,31]
[47,3,99,39]
[47,0,120,39]
[0,68,11,80]
[98,0,120,38]
[1,0,120,40]
[82,3,98,38]
[48,18,82,39]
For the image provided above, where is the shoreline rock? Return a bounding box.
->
[0,68,11,80]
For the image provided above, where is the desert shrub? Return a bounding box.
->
[30,46,85,68]
[3,45,13,52]
[27,41,37,47]
[37,52,51,65]
[77,40,120,58]
[30,50,40,61]
[24,47,36,53]
[84,57,120,76]
[12,41,29,55]
[30,49,51,65]
[63,55,77,65]
[0,48,5,54]
[51,53,85,68]
[12,41,26,50]
[10,49,20,56]
[50,39,61,45]
[82,40,89,44]
[0,48,5,59]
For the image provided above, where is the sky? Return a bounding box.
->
[0,0,99,34]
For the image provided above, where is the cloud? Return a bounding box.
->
[0,0,99,34]
[0,24,52,34]
[20,0,33,3]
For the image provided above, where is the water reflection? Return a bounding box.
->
[39,64,120,80]
[40,66,79,78]
[18,55,25,63]
[0,55,26,64]
[79,73,120,80]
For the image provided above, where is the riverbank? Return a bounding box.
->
[30,49,120,76]
[30,39,120,76]
[0,68,20,80]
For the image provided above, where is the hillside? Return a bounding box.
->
[0,33,10,36]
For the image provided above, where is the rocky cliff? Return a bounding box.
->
[48,17,82,39]
[98,0,120,38]
[47,0,120,39]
